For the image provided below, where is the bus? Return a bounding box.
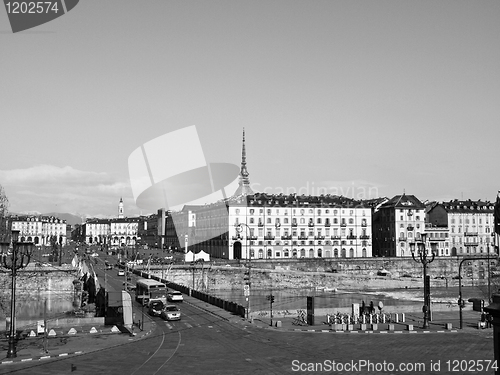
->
[135,278,167,306]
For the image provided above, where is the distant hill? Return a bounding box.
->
[43,212,85,226]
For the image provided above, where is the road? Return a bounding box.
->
[2,252,495,375]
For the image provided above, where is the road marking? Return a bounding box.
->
[165,323,173,330]
[183,322,193,328]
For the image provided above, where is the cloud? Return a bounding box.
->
[0,165,133,217]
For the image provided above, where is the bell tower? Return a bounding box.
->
[118,197,124,218]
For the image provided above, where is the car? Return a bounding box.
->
[148,300,164,317]
[160,305,181,321]
[90,252,99,257]
[167,291,183,302]
[117,270,125,276]
[105,264,113,270]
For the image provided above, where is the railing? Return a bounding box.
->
[281,235,292,240]
[359,235,370,239]
[314,236,325,240]
[291,223,297,227]
[298,236,308,240]
[331,235,341,240]
[248,236,258,240]
[347,235,357,240]
[340,223,346,227]
[231,235,242,240]
[324,223,331,227]
[264,236,275,240]
[258,222,264,227]
[308,223,315,227]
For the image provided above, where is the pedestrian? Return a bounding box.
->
[361,301,366,315]
[369,301,374,315]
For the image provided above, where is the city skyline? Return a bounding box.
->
[1,1,499,217]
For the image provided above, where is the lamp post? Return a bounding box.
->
[0,230,34,358]
[411,233,434,329]
[235,223,252,321]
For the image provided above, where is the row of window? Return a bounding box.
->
[246,247,369,258]
[451,217,491,225]
[235,208,367,216]
[238,217,368,225]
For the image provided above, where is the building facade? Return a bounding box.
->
[427,199,496,256]
[372,194,426,257]
[9,215,67,246]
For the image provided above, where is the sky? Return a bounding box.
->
[0,0,499,219]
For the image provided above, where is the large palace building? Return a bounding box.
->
[162,130,373,260]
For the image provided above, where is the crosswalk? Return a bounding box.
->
[164,321,197,330]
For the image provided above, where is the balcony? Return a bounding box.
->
[249,236,258,240]
[360,235,370,239]
[361,222,367,227]
[258,222,264,227]
[231,235,242,240]
[407,226,414,231]
[324,223,331,227]
[347,235,357,240]
[331,235,341,240]
[464,232,479,237]
[281,235,292,240]
[291,223,297,227]
[308,223,315,227]
[298,236,308,240]
[314,236,325,240]
[399,236,407,241]
[340,222,346,227]
[464,242,479,247]
[264,236,275,240]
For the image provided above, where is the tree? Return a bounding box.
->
[0,184,9,240]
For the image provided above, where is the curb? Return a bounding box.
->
[249,323,460,334]
[0,350,85,366]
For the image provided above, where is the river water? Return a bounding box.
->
[211,285,491,312]
[0,292,75,321]
[1,283,492,321]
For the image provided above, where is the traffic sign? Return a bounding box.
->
[244,290,250,296]
[243,285,250,291]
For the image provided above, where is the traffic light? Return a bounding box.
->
[271,295,275,304]
[243,270,250,285]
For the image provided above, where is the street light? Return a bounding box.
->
[0,230,35,358]
[235,223,252,321]
[411,233,434,329]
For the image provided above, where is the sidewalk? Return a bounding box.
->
[0,295,491,366]
[0,308,156,366]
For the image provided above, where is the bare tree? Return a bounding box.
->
[0,184,9,239]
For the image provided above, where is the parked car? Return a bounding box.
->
[148,300,164,317]
[117,270,125,276]
[161,305,181,321]
[167,291,183,302]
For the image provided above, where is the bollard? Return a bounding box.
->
[394,313,399,323]
[406,324,413,331]
[445,323,453,330]
[371,324,378,331]
[388,324,395,331]
[401,313,406,323]
[360,323,367,331]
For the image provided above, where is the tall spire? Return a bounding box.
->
[234,128,254,196]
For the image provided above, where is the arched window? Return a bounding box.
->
[292,249,297,258]
[300,218,305,224]
[267,249,272,258]
[309,249,314,258]
[341,248,346,258]
[258,249,264,259]
[284,249,289,257]
[267,218,271,224]
[334,249,338,257]
[300,248,305,257]
[349,248,354,258]
[317,249,322,257]
[362,248,367,257]
[317,218,322,224]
